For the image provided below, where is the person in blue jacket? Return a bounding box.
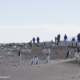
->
[77,33,80,42]
[33,37,35,43]
[57,34,61,42]
[37,37,40,45]
[55,37,57,42]
[72,37,75,41]
[64,34,67,41]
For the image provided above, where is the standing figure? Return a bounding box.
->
[45,54,50,63]
[35,56,39,64]
[55,37,57,42]
[64,34,67,41]
[72,37,75,41]
[37,37,40,45]
[57,34,61,42]
[18,51,21,61]
[77,33,80,42]
[33,37,35,44]
[30,57,34,65]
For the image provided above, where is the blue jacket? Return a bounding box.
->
[37,37,40,41]
[64,35,67,40]
[72,38,75,41]
[58,34,61,39]
[77,34,80,40]
[33,38,35,42]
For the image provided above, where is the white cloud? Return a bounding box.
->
[0,24,79,43]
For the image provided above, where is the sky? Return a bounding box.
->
[0,0,80,43]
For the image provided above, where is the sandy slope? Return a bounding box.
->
[0,58,80,80]
[0,42,80,80]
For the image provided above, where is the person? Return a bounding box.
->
[55,37,57,42]
[75,51,79,61]
[33,37,35,44]
[30,57,34,65]
[18,51,21,61]
[37,37,40,45]
[65,50,70,59]
[64,34,67,41]
[77,33,80,42]
[57,34,61,42]
[45,54,50,63]
[10,44,11,47]
[35,56,39,64]
[72,37,75,41]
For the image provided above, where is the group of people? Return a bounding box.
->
[55,33,80,43]
[55,34,61,42]
[28,37,40,47]
[33,37,40,44]
[55,34,67,42]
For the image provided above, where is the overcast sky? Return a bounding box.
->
[0,0,80,43]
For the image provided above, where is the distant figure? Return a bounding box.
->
[37,37,40,45]
[45,54,50,63]
[57,34,61,42]
[55,37,57,42]
[72,37,75,41]
[64,34,67,41]
[10,45,11,47]
[18,51,21,61]
[65,50,70,59]
[33,37,35,43]
[35,56,39,64]
[75,51,79,61]
[77,33,80,42]
[30,57,34,65]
